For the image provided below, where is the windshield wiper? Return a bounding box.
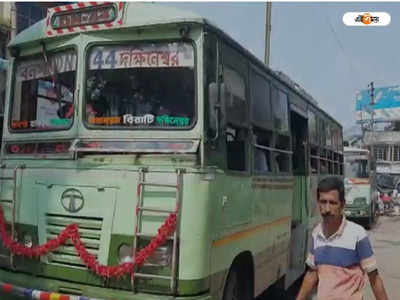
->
[40,42,62,108]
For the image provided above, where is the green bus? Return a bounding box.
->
[0,58,7,140]
[344,147,377,228]
[0,3,343,300]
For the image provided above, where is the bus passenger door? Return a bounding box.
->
[286,110,309,288]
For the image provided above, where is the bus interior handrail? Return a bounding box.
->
[254,143,293,155]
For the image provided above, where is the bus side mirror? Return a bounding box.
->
[208,82,227,141]
[220,83,227,129]
[208,82,219,133]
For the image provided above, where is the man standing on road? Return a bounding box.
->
[296,177,388,300]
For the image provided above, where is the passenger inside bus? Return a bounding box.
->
[86,75,111,117]
[13,64,76,131]
[226,127,247,171]
[254,148,269,172]
[252,129,272,173]
[291,111,307,175]
[57,103,74,119]
[85,67,194,126]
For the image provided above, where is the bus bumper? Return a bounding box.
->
[0,269,211,300]
[344,207,371,218]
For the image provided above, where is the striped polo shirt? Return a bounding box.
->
[306,217,377,300]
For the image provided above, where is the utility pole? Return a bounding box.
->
[368,82,375,159]
[360,100,365,147]
[264,2,272,66]
[368,82,375,130]
[7,3,17,59]
[10,3,17,40]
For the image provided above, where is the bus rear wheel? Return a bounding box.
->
[222,264,252,300]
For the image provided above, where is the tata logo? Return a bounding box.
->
[61,188,85,213]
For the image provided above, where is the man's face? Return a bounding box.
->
[318,189,343,223]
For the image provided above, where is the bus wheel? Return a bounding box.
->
[222,264,252,300]
[366,219,372,230]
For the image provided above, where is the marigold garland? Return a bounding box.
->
[0,205,177,278]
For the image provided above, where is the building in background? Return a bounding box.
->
[0,3,12,58]
[0,3,52,58]
[0,2,65,138]
[356,85,400,191]
[0,2,68,57]
[0,2,12,130]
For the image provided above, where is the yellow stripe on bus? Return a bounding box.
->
[212,216,291,247]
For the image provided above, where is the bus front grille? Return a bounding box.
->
[45,214,103,268]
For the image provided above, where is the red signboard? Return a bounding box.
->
[52,4,116,29]
[46,2,124,37]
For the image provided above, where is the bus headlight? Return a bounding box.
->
[144,244,172,267]
[117,242,173,266]
[118,244,134,264]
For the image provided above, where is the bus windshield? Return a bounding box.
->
[344,157,369,178]
[11,50,76,131]
[85,42,195,129]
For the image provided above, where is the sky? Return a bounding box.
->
[166,2,400,132]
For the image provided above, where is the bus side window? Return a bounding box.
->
[249,68,273,174]
[370,158,376,171]
[308,110,319,174]
[311,156,318,174]
[271,88,291,174]
[319,119,328,174]
[226,127,247,171]
[223,67,248,128]
[253,129,272,174]
[275,134,291,173]
[223,66,248,172]
[254,148,270,172]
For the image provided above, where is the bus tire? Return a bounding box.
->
[222,260,253,300]
[365,218,372,230]
[367,204,375,229]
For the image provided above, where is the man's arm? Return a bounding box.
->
[296,269,318,300]
[368,270,388,300]
[355,227,388,300]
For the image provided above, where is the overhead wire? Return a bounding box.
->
[312,4,360,81]
[311,4,369,133]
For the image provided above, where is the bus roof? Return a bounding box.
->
[8,2,341,129]
[8,2,207,48]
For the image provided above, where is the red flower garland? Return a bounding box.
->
[0,205,177,278]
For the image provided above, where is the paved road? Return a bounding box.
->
[257,215,400,300]
[364,215,400,300]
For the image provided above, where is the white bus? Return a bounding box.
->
[344,147,377,228]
